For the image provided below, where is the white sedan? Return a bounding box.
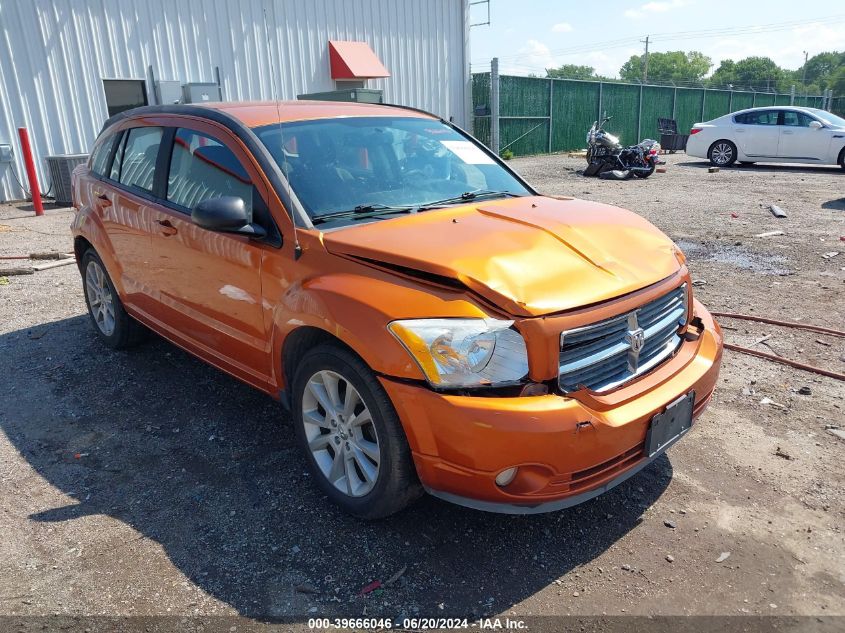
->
[686,106,845,169]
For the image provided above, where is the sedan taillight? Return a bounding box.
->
[690,128,703,135]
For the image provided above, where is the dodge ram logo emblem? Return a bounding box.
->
[625,313,645,372]
[627,327,645,354]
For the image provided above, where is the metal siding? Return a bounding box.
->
[0,0,469,201]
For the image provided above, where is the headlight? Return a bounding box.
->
[388,318,529,388]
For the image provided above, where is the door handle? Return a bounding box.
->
[735,129,745,133]
[781,130,794,135]
[156,219,178,236]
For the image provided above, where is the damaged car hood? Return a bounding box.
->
[321,196,682,317]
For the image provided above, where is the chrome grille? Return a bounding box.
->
[559,284,688,393]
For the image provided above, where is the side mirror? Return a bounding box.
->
[192,196,266,239]
[809,120,824,129]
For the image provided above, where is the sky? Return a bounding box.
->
[469,0,845,79]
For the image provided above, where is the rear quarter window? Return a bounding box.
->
[89,134,116,176]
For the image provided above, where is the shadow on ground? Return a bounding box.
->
[1,314,671,620]
[677,159,841,174]
[821,198,845,211]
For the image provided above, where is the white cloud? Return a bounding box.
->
[499,39,637,79]
[551,22,573,33]
[705,22,845,76]
[625,0,691,19]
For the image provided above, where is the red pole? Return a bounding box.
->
[17,127,44,217]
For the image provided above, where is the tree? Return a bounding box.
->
[830,66,845,95]
[710,56,785,91]
[798,51,845,91]
[546,64,596,80]
[619,50,711,84]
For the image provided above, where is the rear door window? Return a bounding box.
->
[166,128,253,213]
[735,110,779,125]
[118,127,163,193]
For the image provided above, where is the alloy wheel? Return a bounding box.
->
[85,260,116,336]
[301,370,381,497]
[712,143,733,165]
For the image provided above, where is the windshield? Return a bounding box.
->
[808,108,845,127]
[254,117,531,220]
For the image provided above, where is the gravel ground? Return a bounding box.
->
[0,154,843,631]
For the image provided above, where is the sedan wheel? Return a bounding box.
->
[302,370,380,497]
[85,260,116,336]
[709,141,737,167]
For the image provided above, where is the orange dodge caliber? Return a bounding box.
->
[71,101,722,518]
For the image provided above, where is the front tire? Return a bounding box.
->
[838,148,845,171]
[708,140,737,167]
[81,250,146,349]
[292,344,422,519]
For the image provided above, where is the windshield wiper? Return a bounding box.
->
[312,204,417,224]
[416,190,526,211]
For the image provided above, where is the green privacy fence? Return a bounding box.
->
[471,73,838,156]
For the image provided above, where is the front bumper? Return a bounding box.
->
[380,301,722,514]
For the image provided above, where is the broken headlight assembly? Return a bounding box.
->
[388,318,529,388]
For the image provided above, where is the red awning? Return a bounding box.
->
[328,40,390,79]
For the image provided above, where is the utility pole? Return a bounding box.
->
[641,35,650,83]
[491,57,500,155]
[801,50,809,99]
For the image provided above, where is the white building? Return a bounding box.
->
[0,0,471,202]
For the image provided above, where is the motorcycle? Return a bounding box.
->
[583,115,661,179]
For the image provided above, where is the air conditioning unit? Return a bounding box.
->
[45,154,88,205]
[297,89,384,104]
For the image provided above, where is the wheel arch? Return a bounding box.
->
[279,326,360,408]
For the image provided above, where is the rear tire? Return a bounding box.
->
[292,344,422,519]
[634,162,656,178]
[708,140,737,167]
[81,250,146,349]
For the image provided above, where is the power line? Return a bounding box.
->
[476,14,845,64]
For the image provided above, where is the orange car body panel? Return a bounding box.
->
[72,101,723,512]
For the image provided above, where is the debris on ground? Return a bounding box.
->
[664,520,676,529]
[0,277,8,285]
[0,267,34,276]
[827,428,845,442]
[708,166,719,173]
[384,565,407,586]
[692,279,707,286]
[774,447,793,460]
[798,386,812,396]
[665,555,675,563]
[760,397,786,409]
[295,583,319,594]
[359,580,382,596]
[730,212,739,218]
[752,334,772,346]
[755,230,784,238]
[768,204,787,218]
[716,552,731,563]
[821,251,840,259]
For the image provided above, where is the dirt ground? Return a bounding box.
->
[0,154,843,631]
